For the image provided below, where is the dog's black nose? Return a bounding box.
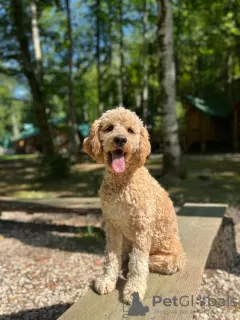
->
[114,135,127,147]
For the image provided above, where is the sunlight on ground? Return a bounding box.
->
[1,154,240,205]
[12,191,55,199]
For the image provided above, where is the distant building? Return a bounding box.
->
[11,117,89,154]
[183,95,240,151]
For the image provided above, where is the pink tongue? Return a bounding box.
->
[111,151,125,173]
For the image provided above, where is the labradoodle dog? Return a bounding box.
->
[83,107,186,304]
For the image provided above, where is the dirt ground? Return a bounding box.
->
[1,153,240,205]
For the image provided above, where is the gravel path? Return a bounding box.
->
[193,206,240,320]
[0,214,104,320]
[193,269,240,320]
[0,207,240,320]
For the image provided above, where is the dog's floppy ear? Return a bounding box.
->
[136,126,151,167]
[83,119,104,163]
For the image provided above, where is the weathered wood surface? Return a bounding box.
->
[0,197,101,215]
[58,203,227,320]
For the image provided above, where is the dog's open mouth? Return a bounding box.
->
[108,150,126,173]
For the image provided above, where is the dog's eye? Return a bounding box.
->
[128,128,134,134]
[105,125,114,132]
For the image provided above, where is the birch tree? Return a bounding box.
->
[96,0,103,115]
[157,0,181,175]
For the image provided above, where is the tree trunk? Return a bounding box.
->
[157,0,181,175]
[107,0,114,108]
[226,0,237,150]
[118,0,124,107]
[83,104,89,122]
[30,0,42,82]
[174,0,183,95]
[142,0,149,124]
[65,0,80,154]
[11,0,55,157]
[11,104,19,138]
[96,0,103,115]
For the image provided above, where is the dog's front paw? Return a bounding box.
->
[123,278,147,304]
[94,276,116,295]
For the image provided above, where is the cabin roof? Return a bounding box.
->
[11,117,90,143]
[184,95,233,118]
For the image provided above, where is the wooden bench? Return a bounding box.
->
[58,203,227,320]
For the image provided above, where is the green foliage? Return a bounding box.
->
[0,0,240,142]
[0,75,30,139]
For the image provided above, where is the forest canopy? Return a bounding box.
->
[0,0,240,144]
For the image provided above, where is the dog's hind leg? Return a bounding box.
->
[149,247,186,275]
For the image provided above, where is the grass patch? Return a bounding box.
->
[0,154,38,162]
[76,227,105,247]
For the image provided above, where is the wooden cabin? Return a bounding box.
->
[182,95,240,152]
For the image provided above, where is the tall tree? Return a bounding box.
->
[65,0,80,154]
[11,103,20,138]
[96,0,103,115]
[142,0,149,123]
[30,0,42,83]
[118,0,124,107]
[11,0,55,156]
[157,0,181,175]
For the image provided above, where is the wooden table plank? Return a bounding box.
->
[58,203,227,320]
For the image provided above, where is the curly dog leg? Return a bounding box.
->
[95,222,122,295]
[123,232,151,304]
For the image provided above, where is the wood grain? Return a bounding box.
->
[58,203,227,320]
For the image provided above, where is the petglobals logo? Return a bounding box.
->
[153,295,239,308]
[122,293,240,318]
